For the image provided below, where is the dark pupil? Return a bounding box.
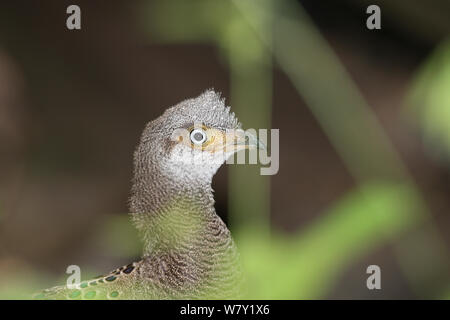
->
[193,132,204,142]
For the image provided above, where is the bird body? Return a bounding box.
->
[35,90,259,299]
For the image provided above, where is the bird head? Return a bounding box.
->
[136,89,263,183]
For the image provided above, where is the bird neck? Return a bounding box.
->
[129,165,227,257]
[129,167,244,298]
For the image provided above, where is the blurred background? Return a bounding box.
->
[0,0,449,299]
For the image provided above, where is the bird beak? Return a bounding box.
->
[224,129,266,152]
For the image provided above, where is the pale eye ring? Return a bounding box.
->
[190,128,207,145]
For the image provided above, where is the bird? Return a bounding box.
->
[34,89,263,299]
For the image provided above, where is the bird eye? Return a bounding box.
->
[190,128,207,145]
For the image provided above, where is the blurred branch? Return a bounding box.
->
[224,1,272,232]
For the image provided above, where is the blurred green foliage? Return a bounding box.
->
[407,39,450,163]
[237,182,423,298]
[98,215,141,259]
